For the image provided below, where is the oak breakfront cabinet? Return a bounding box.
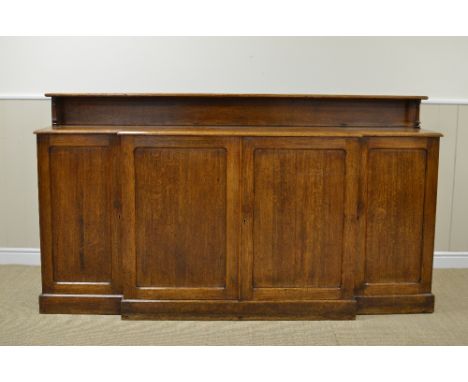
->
[35,94,441,320]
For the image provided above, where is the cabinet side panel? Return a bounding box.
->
[253,149,345,288]
[134,147,227,288]
[49,146,112,282]
[365,149,426,283]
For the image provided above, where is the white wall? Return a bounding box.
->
[1,37,468,99]
[0,37,467,267]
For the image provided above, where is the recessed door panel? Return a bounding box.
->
[134,147,227,288]
[50,146,112,282]
[366,149,426,283]
[252,148,345,288]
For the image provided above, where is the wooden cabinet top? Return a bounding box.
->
[45,93,428,129]
[45,92,428,100]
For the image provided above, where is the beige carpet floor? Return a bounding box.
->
[1,265,467,345]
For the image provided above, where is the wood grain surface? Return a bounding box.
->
[35,94,440,319]
[47,94,424,128]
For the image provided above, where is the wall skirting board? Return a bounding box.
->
[432,252,468,268]
[0,248,41,265]
[0,248,467,268]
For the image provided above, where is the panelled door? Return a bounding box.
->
[37,134,121,295]
[121,135,241,300]
[241,137,360,301]
[355,137,439,297]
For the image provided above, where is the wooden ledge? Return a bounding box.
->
[34,126,442,138]
[45,92,428,100]
[356,294,435,314]
[39,294,122,315]
[121,300,357,320]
